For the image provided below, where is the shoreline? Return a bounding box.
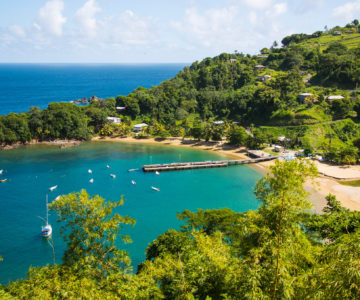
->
[3,136,360,212]
[92,136,360,212]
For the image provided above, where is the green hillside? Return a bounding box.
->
[1,21,360,163]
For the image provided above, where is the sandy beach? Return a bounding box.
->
[92,136,360,212]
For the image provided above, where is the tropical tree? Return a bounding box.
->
[49,190,136,279]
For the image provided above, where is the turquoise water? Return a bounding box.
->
[0,63,187,115]
[0,142,262,284]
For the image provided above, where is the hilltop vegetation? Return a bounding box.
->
[1,22,360,164]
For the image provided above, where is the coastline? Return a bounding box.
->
[3,136,360,212]
[92,136,360,212]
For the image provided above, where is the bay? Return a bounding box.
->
[0,142,262,284]
[0,63,187,115]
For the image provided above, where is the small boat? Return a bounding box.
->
[155,171,160,175]
[89,178,94,183]
[41,195,52,238]
[88,169,92,174]
[106,165,111,169]
[128,168,139,172]
[110,174,116,178]
[0,179,7,183]
[55,195,61,201]
[131,180,136,185]
[151,186,160,192]
[0,169,3,175]
[49,185,57,192]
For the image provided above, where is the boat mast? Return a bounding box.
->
[46,194,49,226]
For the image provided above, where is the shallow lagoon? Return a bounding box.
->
[0,142,262,284]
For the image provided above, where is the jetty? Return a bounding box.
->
[142,156,276,173]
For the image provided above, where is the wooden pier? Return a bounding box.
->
[142,156,276,172]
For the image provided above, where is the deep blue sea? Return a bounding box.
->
[0,64,262,285]
[0,63,187,115]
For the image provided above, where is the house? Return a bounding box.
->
[333,31,341,36]
[257,55,268,59]
[228,59,237,63]
[133,123,148,132]
[257,75,272,82]
[278,136,290,143]
[254,64,265,71]
[325,95,344,102]
[213,120,224,125]
[116,106,126,111]
[274,145,284,152]
[298,92,313,103]
[107,117,121,124]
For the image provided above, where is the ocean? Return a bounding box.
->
[0,64,262,285]
[0,63,187,115]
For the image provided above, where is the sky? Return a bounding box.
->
[0,0,358,63]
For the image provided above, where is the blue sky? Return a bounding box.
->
[0,0,358,63]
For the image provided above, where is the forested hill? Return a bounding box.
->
[1,21,360,163]
[117,22,360,126]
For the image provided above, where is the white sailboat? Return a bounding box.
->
[0,169,3,175]
[41,195,52,238]
[88,169,92,174]
[89,178,94,183]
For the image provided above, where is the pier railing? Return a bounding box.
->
[142,156,276,172]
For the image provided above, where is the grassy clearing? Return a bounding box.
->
[337,180,360,187]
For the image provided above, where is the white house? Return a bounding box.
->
[116,106,126,111]
[213,120,224,125]
[107,117,121,124]
[298,92,313,103]
[326,95,344,101]
[133,123,148,132]
[228,59,237,63]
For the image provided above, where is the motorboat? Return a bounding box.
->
[106,165,111,169]
[151,186,160,192]
[155,171,160,175]
[49,185,57,192]
[110,174,116,178]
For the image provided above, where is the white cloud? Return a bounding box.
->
[240,0,272,10]
[333,0,360,20]
[272,2,288,16]
[75,0,101,38]
[8,25,26,38]
[173,7,239,48]
[33,0,67,36]
[106,10,155,46]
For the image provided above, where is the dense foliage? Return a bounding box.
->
[2,160,360,299]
